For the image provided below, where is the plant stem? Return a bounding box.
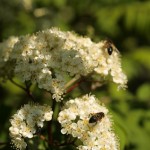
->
[66,79,84,94]
[64,75,81,90]
[64,75,84,94]
[9,79,35,101]
[47,100,56,146]
[9,79,26,91]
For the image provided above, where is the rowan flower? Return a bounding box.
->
[9,103,53,150]
[0,36,18,78]
[0,27,127,101]
[58,94,119,150]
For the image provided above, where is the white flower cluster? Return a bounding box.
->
[9,103,53,150]
[58,94,119,150]
[0,36,18,78]
[0,28,127,101]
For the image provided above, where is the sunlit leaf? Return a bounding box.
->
[136,83,150,102]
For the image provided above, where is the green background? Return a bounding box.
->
[0,0,150,150]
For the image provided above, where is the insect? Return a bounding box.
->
[89,112,105,123]
[107,45,113,55]
[104,39,119,55]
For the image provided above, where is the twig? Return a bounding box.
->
[0,142,8,146]
[39,135,48,142]
[65,79,84,94]
[25,81,36,101]
[47,100,56,146]
[64,75,81,90]
[9,79,35,101]
[55,138,77,147]
[9,79,26,91]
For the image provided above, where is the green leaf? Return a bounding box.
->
[136,83,150,102]
[126,110,150,150]
[131,47,150,69]
[110,110,128,150]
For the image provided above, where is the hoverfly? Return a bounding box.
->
[89,112,105,123]
[103,39,119,56]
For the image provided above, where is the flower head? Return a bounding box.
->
[58,94,119,150]
[0,28,127,100]
[0,36,18,79]
[9,103,53,150]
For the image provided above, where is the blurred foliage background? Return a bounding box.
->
[0,0,150,150]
